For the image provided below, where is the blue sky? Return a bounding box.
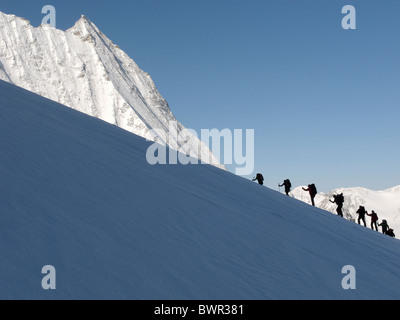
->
[1,0,400,192]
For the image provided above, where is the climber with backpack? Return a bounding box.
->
[366,210,379,231]
[386,228,395,238]
[330,193,345,217]
[252,173,264,186]
[279,179,292,196]
[356,206,367,227]
[302,184,318,207]
[378,220,390,235]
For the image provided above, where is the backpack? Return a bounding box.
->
[335,194,344,206]
[310,184,317,196]
[285,179,292,189]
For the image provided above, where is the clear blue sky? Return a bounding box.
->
[1,0,400,192]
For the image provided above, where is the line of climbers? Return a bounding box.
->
[252,173,396,238]
[355,206,395,237]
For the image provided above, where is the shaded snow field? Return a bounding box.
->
[0,80,399,300]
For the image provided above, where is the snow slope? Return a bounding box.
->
[291,186,400,237]
[0,80,400,300]
[0,11,222,168]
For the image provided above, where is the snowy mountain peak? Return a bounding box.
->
[0,11,223,168]
[71,14,99,34]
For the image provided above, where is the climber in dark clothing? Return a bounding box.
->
[386,229,395,238]
[379,220,390,235]
[330,193,344,217]
[366,210,379,231]
[302,184,317,207]
[279,179,292,196]
[356,206,367,227]
[252,173,264,185]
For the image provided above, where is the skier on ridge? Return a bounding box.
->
[330,193,344,217]
[386,228,396,238]
[379,219,390,235]
[302,184,318,207]
[366,210,379,231]
[279,179,292,196]
[356,206,367,227]
[252,173,264,186]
